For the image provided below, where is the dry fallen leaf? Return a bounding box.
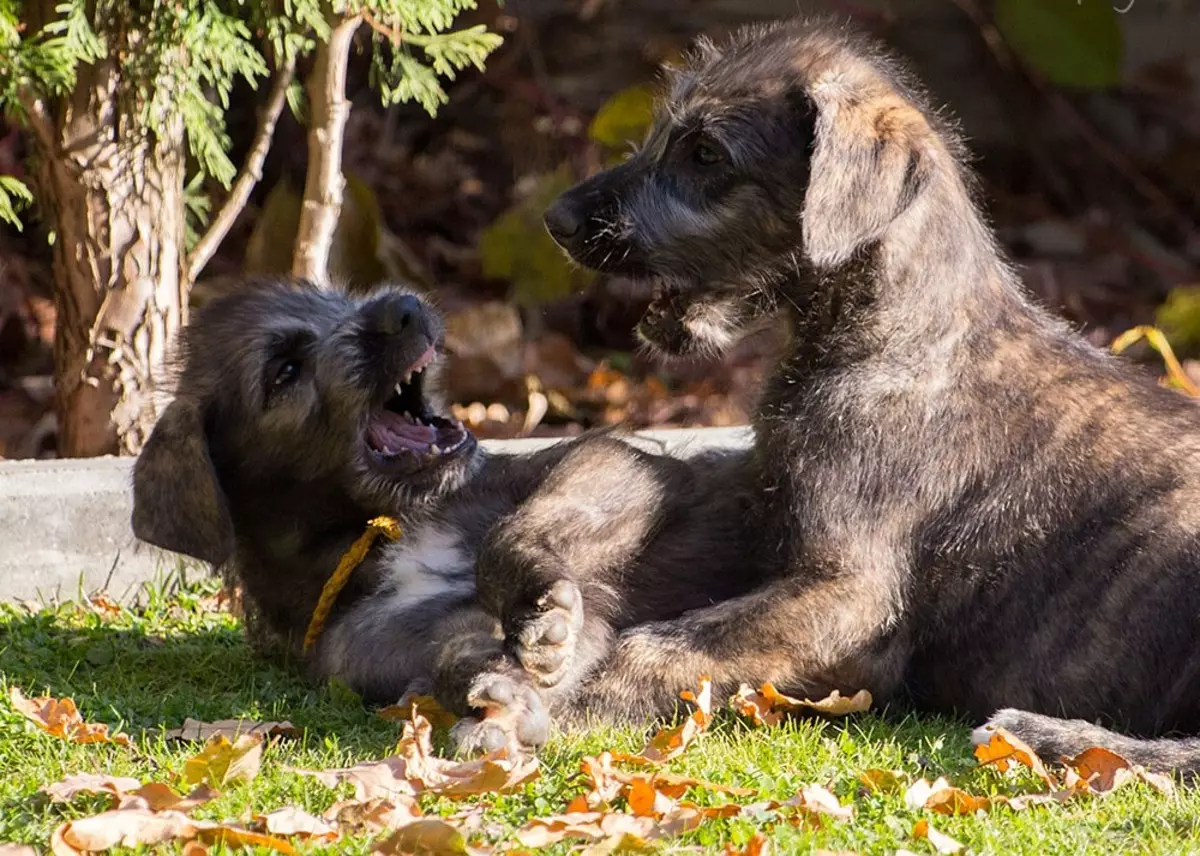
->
[730,683,871,726]
[165,717,301,742]
[973,726,1055,786]
[43,773,142,804]
[120,782,218,814]
[373,818,485,855]
[378,693,458,729]
[183,733,264,788]
[193,825,297,854]
[324,797,423,835]
[87,593,122,618]
[857,768,906,795]
[255,807,339,843]
[760,683,872,716]
[50,809,198,856]
[293,712,538,801]
[903,776,991,815]
[782,785,855,826]
[515,811,659,849]
[620,675,712,764]
[725,832,772,856]
[9,687,133,748]
[729,684,783,728]
[0,846,38,856]
[912,818,964,854]
[1063,746,1174,795]
[578,751,751,811]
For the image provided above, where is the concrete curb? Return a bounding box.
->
[0,427,752,604]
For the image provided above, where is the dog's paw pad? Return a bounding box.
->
[451,673,549,756]
[513,579,584,687]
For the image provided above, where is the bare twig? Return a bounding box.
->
[187,55,296,283]
[15,89,57,153]
[292,12,363,285]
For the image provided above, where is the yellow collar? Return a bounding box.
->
[302,516,403,653]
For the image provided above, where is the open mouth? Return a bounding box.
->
[365,345,473,464]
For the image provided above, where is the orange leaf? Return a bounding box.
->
[725,832,772,856]
[729,684,782,727]
[378,693,458,729]
[194,825,297,854]
[759,683,872,716]
[904,776,992,816]
[626,676,712,763]
[912,818,963,854]
[515,811,658,849]
[10,687,133,748]
[973,727,1055,786]
[119,783,217,813]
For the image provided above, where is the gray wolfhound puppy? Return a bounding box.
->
[131,278,759,752]
[544,17,1200,774]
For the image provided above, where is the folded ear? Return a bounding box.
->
[131,398,234,565]
[801,94,930,269]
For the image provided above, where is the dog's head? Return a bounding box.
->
[131,278,477,566]
[545,18,955,357]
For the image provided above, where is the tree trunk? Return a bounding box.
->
[292,12,362,285]
[30,58,187,457]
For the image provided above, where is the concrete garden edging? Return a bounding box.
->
[0,426,752,604]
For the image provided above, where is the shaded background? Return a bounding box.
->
[2,0,1198,458]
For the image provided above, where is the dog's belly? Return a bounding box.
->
[375,521,474,607]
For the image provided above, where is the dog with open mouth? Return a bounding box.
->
[131,277,760,752]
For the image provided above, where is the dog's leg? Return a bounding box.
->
[564,568,909,724]
[426,606,553,756]
[475,436,666,692]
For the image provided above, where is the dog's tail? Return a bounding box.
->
[974,708,1200,778]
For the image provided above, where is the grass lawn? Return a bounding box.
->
[1,573,1198,855]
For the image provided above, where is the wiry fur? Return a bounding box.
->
[545,17,1200,776]
[131,278,761,752]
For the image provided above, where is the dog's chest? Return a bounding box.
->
[375,522,474,608]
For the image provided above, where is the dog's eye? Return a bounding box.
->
[273,360,300,387]
[692,138,725,167]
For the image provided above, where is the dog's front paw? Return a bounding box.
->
[509,579,584,688]
[448,672,550,757]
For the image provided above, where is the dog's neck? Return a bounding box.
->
[771,164,1040,384]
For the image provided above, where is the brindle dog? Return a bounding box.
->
[541,17,1200,774]
[131,277,758,753]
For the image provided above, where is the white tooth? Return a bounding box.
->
[430,444,441,455]
[403,371,413,385]
[394,383,404,396]
[382,446,394,456]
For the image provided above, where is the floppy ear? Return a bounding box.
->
[131,398,234,565]
[801,95,929,269]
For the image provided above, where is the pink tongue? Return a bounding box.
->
[368,411,437,453]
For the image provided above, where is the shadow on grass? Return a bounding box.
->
[0,607,401,756]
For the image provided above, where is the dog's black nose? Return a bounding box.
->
[366,293,423,337]
[544,198,584,246]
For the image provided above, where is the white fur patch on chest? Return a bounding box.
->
[375,523,473,610]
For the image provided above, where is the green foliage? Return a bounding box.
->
[369,23,502,115]
[1155,284,1200,357]
[0,0,502,230]
[478,165,596,307]
[0,174,33,230]
[589,83,657,153]
[995,0,1123,89]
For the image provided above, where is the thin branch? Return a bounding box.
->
[16,88,57,153]
[187,55,296,283]
[291,12,362,285]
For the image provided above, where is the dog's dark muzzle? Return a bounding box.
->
[544,165,649,276]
